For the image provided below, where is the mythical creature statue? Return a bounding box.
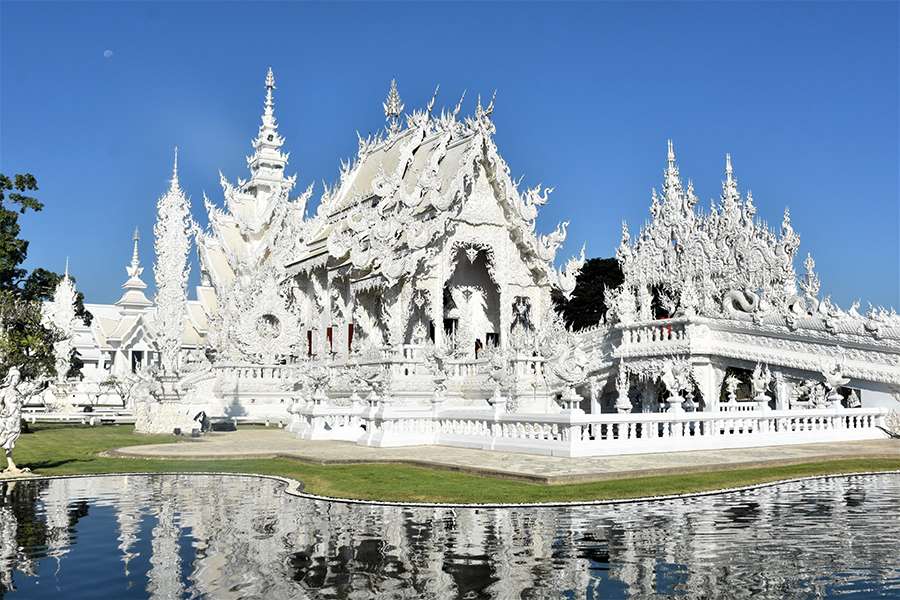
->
[545,337,590,402]
[659,359,692,411]
[722,288,761,315]
[1,368,42,476]
[536,221,568,263]
[724,374,741,403]
[821,360,850,405]
[751,363,772,402]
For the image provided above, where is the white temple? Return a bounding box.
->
[43,69,900,454]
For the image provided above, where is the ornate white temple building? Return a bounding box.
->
[45,69,900,453]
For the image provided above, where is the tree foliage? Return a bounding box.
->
[0,173,91,379]
[553,257,624,331]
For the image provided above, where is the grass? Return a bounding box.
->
[6,424,900,504]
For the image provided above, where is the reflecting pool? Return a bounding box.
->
[0,473,898,598]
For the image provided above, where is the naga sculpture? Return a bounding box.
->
[722,288,761,315]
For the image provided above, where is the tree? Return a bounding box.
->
[0,174,40,291]
[0,173,91,379]
[553,257,624,331]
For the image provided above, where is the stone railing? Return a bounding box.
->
[444,358,489,379]
[289,403,888,457]
[213,363,306,381]
[508,354,547,379]
[619,319,688,347]
[718,401,761,413]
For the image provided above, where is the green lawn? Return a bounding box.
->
[7,424,900,504]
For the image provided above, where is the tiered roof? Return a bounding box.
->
[287,80,584,296]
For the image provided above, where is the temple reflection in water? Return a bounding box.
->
[1,474,899,598]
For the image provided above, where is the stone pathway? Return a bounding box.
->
[110,430,900,484]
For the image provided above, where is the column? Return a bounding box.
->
[692,357,725,412]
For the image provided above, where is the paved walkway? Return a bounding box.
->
[110,430,900,484]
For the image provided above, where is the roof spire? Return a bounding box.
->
[170,146,179,191]
[117,225,151,312]
[721,152,740,210]
[246,66,288,185]
[127,227,142,278]
[663,139,683,200]
[383,78,404,134]
[64,256,69,279]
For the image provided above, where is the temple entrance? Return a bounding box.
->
[443,248,500,358]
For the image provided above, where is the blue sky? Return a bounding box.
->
[2,1,897,306]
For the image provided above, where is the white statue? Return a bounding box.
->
[1,368,42,476]
[614,362,632,414]
[724,374,741,403]
[660,359,692,413]
[821,360,850,406]
[751,362,772,403]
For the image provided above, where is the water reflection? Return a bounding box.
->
[0,473,898,598]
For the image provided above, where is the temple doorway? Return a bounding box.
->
[443,248,500,358]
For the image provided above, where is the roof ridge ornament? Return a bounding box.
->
[383,78,404,135]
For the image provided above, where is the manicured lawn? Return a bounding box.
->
[7,424,900,504]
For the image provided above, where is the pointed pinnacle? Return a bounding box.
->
[453,89,467,117]
[170,146,179,190]
[265,66,275,89]
[64,256,70,278]
[131,227,140,268]
[667,139,675,165]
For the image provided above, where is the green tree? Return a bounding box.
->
[0,173,91,379]
[553,257,624,331]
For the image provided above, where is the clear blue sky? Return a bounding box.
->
[2,1,898,307]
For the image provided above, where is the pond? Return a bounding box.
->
[0,473,898,599]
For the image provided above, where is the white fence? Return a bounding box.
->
[289,405,889,458]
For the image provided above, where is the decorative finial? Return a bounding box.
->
[263,67,276,117]
[725,153,733,179]
[170,146,179,191]
[64,256,70,279]
[453,89,467,118]
[427,84,440,114]
[486,89,497,115]
[383,78,404,134]
[663,140,682,198]
[127,226,142,278]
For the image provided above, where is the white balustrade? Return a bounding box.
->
[292,404,888,457]
[620,320,688,347]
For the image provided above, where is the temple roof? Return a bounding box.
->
[285,81,584,296]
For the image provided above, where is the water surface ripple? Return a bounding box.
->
[0,473,898,598]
